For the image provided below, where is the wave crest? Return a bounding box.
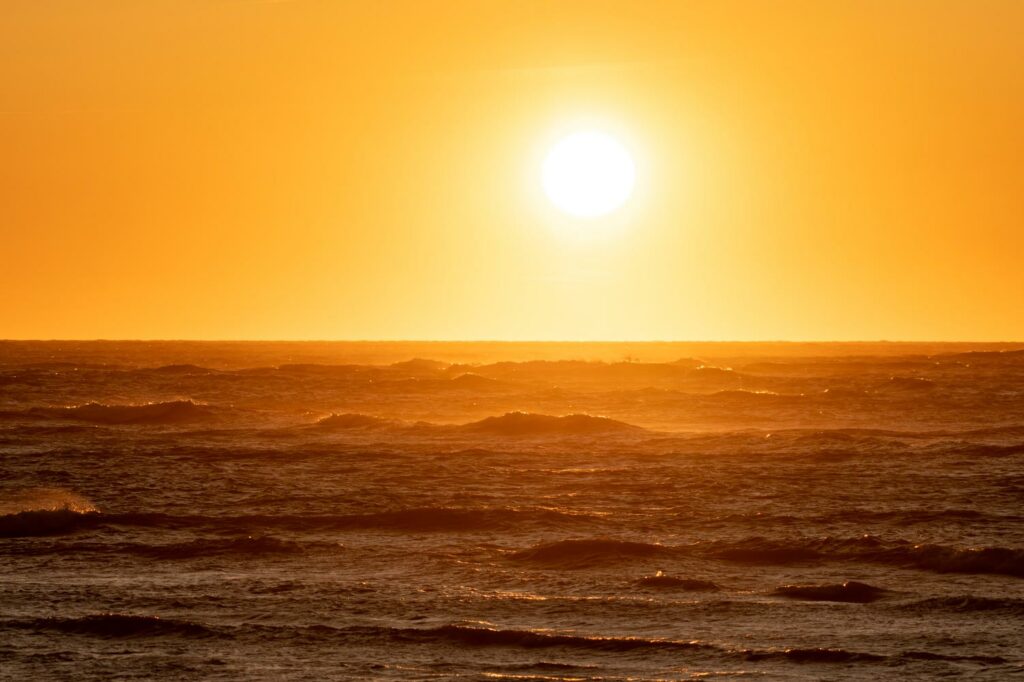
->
[30,400,214,425]
[462,412,642,436]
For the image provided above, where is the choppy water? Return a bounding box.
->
[1,341,1022,680]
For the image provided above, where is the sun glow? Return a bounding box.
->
[542,131,636,218]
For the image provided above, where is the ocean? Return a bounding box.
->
[1,341,1022,680]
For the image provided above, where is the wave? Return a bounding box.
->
[446,373,503,389]
[461,412,643,436]
[0,616,1010,666]
[886,544,1024,577]
[381,625,899,665]
[0,508,103,538]
[901,651,1008,665]
[774,581,886,603]
[386,624,716,654]
[706,389,808,404]
[136,364,216,375]
[16,400,216,425]
[744,647,886,663]
[511,539,669,566]
[6,614,215,638]
[901,596,1024,615]
[0,489,101,537]
[704,536,1024,577]
[1,506,593,537]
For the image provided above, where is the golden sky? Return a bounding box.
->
[3,0,1022,340]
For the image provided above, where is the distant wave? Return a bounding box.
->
[375,625,992,665]
[312,411,646,437]
[3,506,593,537]
[900,595,1024,616]
[706,389,807,404]
[774,581,887,603]
[461,412,643,436]
[445,373,503,389]
[6,614,215,638]
[511,538,669,566]
[4,400,217,425]
[385,623,717,654]
[313,413,402,430]
[705,536,1024,577]
[113,507,590,533]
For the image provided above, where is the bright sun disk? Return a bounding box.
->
[542,131,636,218]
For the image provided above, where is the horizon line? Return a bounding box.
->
[2,339,1024,345]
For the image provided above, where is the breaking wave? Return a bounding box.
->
[0,489,101,537]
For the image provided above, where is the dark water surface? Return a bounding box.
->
[1,341,1022,680]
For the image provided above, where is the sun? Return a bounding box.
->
[542,131,636,218]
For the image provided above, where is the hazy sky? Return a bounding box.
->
[3,0,1022,340]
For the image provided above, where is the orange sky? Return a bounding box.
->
[2,0,1022,340]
